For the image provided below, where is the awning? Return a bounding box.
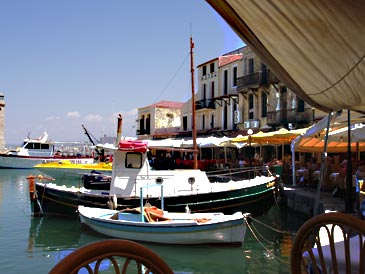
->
[206,1,365,113]
[229,127,307,145]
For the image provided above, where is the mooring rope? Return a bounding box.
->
[249,215,296,235]
[244,216,291,265]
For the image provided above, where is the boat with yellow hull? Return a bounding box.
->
[35,160,112,180]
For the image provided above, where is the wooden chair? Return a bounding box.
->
[291,212,365,274]
[49,239,174,274]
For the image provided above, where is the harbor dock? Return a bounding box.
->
[284,185,346,217]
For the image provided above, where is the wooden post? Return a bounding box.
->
[190,36,198,169]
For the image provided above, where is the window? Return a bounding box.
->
[261,92,267,117]
[223,105,228,129]
[211,81,215,98]
[233,104,237,130]
[249,93,254,120]
[210,63,215,73]
[146,114,150,134]
[233,66,237,87]
[202,65,207,76]
[249,94,254,109]
[248,58,254,74]
[203,84,207,99]
[202,114,205,130]
[125,152,142,168]
[297,98,305,112]
[139,115,145,133]
[183,116,187,131]
[211,114,214,128]
[223,70,228,95]
[41,144,50,149]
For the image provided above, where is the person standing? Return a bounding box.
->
[27,174,54,216]
[355,162,365,212]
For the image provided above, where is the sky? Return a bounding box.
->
[0,0,244,146]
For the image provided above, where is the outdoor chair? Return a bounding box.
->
[291,212,365,274]
[49,239,174,274]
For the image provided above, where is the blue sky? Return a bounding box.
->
[0,0,244,146]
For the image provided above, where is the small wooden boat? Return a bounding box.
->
[78,204,249,246]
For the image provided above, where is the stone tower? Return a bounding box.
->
[0,93,5,150]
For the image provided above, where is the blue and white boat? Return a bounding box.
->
[78,201,249,246]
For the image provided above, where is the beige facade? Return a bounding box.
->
[137,100,184,140]
[0,93,4,150]
[136,46,326,140]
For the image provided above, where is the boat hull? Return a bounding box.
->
[0,154,95,169]
[35,162,112,179]
[35,178,277,216]
[78,206,247,245]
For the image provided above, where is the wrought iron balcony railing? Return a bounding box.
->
[195,99,216,110]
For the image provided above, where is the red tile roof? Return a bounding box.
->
[218,54,242,67]
[144,100,184,109]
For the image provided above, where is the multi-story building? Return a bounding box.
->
[136,100,184,140]
[136,46,326,143]
[236,46,326,133]
[179,50,243,137]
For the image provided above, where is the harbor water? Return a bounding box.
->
[0,169,307,274]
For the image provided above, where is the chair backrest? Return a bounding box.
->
[291,212,365,274]
[49,239,174,274]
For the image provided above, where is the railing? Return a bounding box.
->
[206,165,272,181]
[195,98,216,110]
[267,108,312,125]
[136,129,151,135]
[237,70,279,92]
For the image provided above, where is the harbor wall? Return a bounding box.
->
[283,186,345,218]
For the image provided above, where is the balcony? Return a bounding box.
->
[195,99,216,110]
[289,108,313,124]
[237,70,279,92]
[136,129,150,135]
[267,108,313,126]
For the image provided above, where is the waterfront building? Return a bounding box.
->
[136,46,327,163]
[136,100,184,140]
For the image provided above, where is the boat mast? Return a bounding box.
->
[116,114,123,147]
[190,36,198,169]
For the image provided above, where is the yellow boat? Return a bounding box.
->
[35,160,112,180]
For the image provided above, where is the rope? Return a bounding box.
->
[244,216,290,265]
[249,215,296,235]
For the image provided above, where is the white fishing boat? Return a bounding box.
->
[35,115,280,217]
[78,200,249,246]
[0,132,95,169]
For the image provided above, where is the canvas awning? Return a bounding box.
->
[229,128,307,145]
[294,123,365,153]
[206,1,365,114]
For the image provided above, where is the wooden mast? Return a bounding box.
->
[190,36,198,169]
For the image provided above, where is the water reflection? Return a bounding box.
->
[0,168,306,274]
[24,206,301,274]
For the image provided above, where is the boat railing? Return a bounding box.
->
[206,165,271,182]
[140,183,164,222]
